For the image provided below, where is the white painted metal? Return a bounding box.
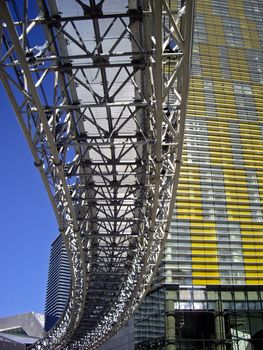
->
[0,0,195,349]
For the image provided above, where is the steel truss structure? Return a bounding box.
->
[0,0,194,349]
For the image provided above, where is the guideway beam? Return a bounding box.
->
[0,0,195,349]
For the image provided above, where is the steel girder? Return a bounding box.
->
[0,0,195,349]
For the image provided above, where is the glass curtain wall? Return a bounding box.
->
[135,0,263,349]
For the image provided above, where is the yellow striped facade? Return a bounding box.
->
[166,0,263,286]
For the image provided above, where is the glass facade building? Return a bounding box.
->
[44,235,71,332]
[134,0,263,349]
[135,285,263,350]
[167,0,263,287]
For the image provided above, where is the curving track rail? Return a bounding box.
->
[0,0,195,349]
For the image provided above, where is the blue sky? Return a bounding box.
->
[0,83,58,317]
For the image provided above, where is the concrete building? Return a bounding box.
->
[0,312,45,349]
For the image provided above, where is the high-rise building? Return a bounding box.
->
[167,0,263,289]
[44,235,71,332]
[134,0,263,349]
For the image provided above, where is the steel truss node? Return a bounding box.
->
[0,0,194,349]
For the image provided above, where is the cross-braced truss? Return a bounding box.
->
[0,0,194,349]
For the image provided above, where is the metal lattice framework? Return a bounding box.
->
[0,0,194,349]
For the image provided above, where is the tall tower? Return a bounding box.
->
[134,0,263,349]
[44,235,71,332]
[166,0,263,288]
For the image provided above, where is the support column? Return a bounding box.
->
[166,298,176,350]
[215,300,227,350]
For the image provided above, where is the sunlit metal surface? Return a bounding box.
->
[0,0,194,348]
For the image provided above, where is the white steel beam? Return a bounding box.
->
[0,0,195,349]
